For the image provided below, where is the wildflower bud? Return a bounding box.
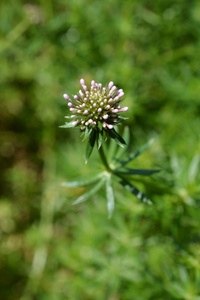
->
[107,124,113,129]
[118,92,124,98]
[63,93,70,100]
[108,81,114,89]
[72,120,78,126]
[80,79,85,86]
[79,90,84,97]
[117,89,123,94]
[62,78,128,135]
[109,86,117,95]
[121,107,129,112]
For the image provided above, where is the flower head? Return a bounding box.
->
[63,79,129,132]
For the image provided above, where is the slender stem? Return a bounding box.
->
[98,146,112,172]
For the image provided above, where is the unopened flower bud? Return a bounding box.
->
[80,79,85,85]
[63,93,70,100]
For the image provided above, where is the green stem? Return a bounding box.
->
[98,146,112,172]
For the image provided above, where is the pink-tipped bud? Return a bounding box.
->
[118,92,124,98]
[80,79,85,86]
[79,90,84,97]
[98,83,102,89]
[72,120,78,126]
[109,86,117,95]
[114,96,119,101]
[121,106,129,112]
[107,124,113,129]
[93,121,96,125]
[108,81,114,89]
[97,108,102,113]
[83,85,87,91]
[117,89,123,94]
[112,109,119,113]
[105,105,110,109]
[91,80,95,86]
[93,103,97,107]
[63,93,70,100]
[82,103,86,107]
[88,119,93,124]
[83,110,89,114]
[103,114,108,120]
[68,102,73,107]
[74,95,79,100]
[70,108,76,112]
[108,98,113,103]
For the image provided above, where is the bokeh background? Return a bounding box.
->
[1,0,200,299]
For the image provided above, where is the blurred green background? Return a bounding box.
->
[1,0,200,299]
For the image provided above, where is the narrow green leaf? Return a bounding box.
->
[188,154,200,183]
[61,172,104,188]
[72,178,105,205]
[108,128,126,148]
[59,121,76,128]
[115,168,161,176]
[119,177,152,204]
[105,175,115,218]
[115,126,130,159]
[116,139,154,167]
[85,129,97,163]
[83,127,92,141]
[97,130,104,149]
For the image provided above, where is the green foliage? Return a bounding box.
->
[0,0,200,299]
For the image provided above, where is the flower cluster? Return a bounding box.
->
[63,79,128,132]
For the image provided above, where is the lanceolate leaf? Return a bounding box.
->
[59,121,76,128]
[72,178,105,205]
[105,175,115,219]
[116,139,154,167]
[115,126,130,160]
[107,128,126,148]
[61,172,104,188]
[119,177,152,204]
[85,129,97,163]
[115,168,161,176]
[83,127,92,141]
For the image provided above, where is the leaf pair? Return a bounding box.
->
[62,171,115,218]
